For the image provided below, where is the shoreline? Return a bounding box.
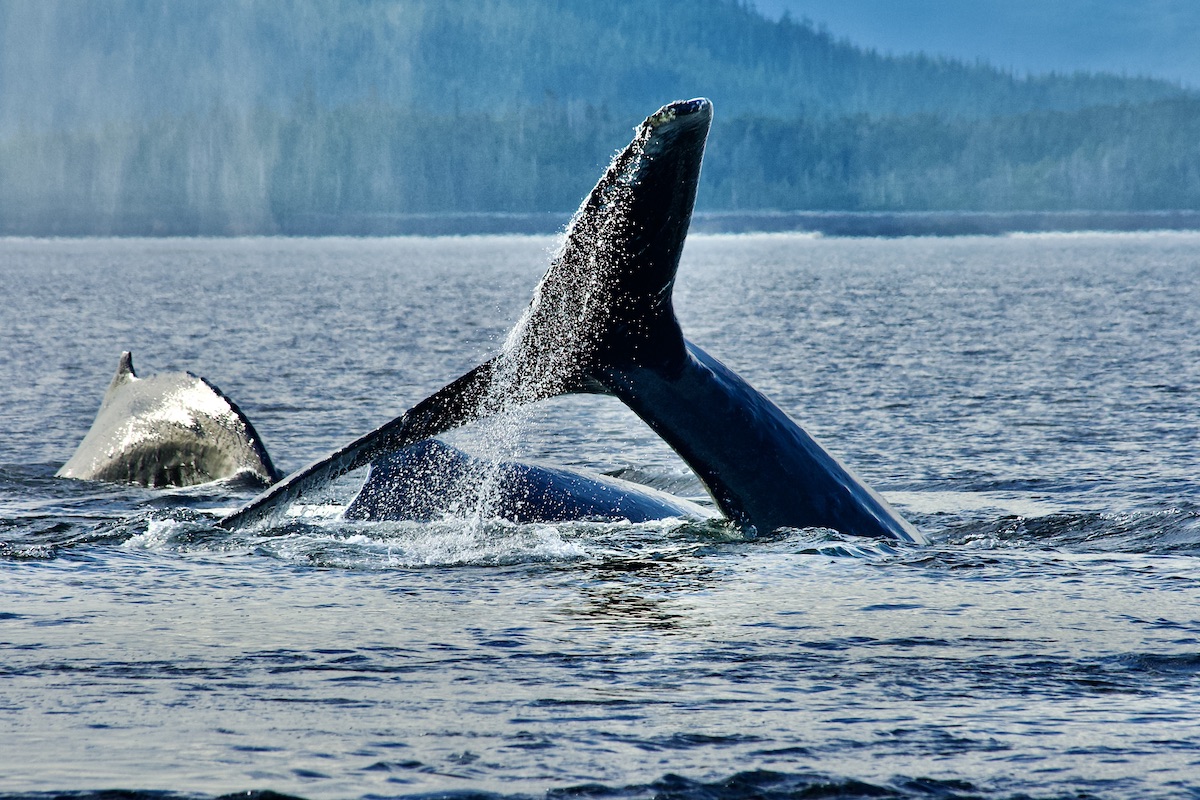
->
[2,209,1199,238]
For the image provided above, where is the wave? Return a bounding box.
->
[4,501,1199,565]
[0,768,1076,800]
[4,453,1199,564]
[934,507,1200,554]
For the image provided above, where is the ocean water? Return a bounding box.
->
[1,232,1198,800]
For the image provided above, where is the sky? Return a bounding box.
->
[752,0,1200,88]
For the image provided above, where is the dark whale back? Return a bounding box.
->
[344,440,711,524]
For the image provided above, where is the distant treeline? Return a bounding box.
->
[704,98,1200,212]
[2,0,1185,130]
[0,0,1197,234]
[2,97,1198,235]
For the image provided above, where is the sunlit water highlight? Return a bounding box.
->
[1,233,1199,800]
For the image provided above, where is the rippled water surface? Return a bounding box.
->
[2,233,1199,799]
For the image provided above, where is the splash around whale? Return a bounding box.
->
[218,98,925,544]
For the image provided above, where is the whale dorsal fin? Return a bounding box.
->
[114,350,137,382]
[97,351,139,412]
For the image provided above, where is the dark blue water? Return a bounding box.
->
[2,233,1199,800]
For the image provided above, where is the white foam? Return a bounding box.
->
[252,517,594,569]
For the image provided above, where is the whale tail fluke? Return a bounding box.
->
[218,99,713,530]
[218,97,921,543]
[101,351,138,406]
[525,98,711,378]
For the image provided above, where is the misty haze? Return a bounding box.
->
[1,0,1198,235]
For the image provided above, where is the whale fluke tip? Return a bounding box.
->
[641,98,713,131]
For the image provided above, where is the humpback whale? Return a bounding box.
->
[220,98,924,544]
[58,357,700,525]
[58,352,281,488]
[60,355,705,524]
[345,439,712,524]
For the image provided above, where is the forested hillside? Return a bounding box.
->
[1,0,1197,234]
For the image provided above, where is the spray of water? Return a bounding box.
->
[445,127,654,530]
